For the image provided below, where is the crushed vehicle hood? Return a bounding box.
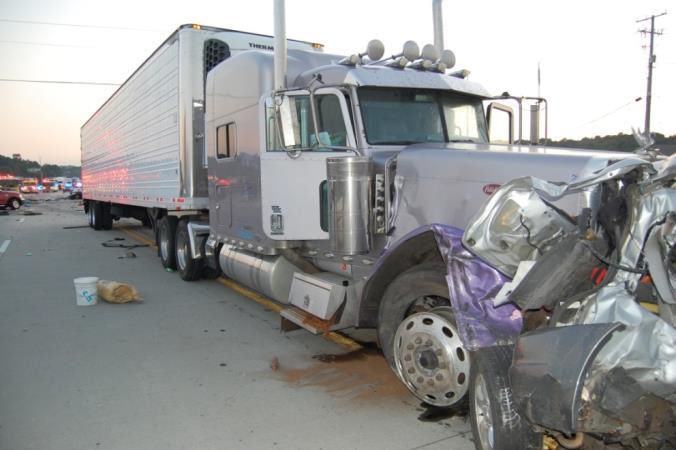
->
[387,142,628,246]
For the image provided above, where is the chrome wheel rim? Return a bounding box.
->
[393,310,470,407]
[474,373,494,449]
[11,200,19,209]
[176,232,188,271]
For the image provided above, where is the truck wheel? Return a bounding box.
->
[175,219,203,281]
[158,216,177,269]
[377,262,470,408]
[8,199,21,210]
[100,203,113,230]
[87,203,93,227]
[91,201,102,230]
[469,345,543,450]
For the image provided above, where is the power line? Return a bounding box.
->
[0,78,119,86]
[0,18,163,32]
[573,97,643,130]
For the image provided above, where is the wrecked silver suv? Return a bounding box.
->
[441,155,675,448]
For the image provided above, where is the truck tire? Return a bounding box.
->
[158,216,177,269]
[469,345,543,450]
[377,262,470,408]
[100,203,113,230]
[175,219,203,281]
[91,201,103,230]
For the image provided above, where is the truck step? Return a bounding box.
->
[280,306,335,335]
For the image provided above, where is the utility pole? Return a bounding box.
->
[637,12,666,136]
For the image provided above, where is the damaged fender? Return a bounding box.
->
[509,323,623,434]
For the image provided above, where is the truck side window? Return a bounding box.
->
[216,122,236,159]
[316,95,347,148]
[265,94,347,151]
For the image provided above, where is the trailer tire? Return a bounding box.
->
[175,219,203,281]
[469,345,543,450]
[87,203,93,227]
[158,216,177,270]
[377,262,469,408]
[91,201,102,230]
[100,203,113,230]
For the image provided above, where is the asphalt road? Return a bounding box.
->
[0,193,473,450]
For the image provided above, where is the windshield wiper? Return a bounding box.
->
[371,140,423,145]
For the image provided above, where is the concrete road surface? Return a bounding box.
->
[0,193,473,450]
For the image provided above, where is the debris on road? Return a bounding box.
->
[97,280,142,304]
[101,238,148,250]
[74,277,99,306]
[270,357,279,371]
[118,251,137,259]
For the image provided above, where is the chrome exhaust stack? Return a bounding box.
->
[432,0,444,51]
[273,0,287,90]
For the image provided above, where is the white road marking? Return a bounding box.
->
[0,240,10,253]
[18,218,25,223]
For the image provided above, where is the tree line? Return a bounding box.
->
[0,154,81,178]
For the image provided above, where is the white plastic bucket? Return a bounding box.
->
[74,277,99,306]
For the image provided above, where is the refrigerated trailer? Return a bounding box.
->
[81,24,323,227]
[81,1,644,448]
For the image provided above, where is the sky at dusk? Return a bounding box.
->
[0,0,674,165]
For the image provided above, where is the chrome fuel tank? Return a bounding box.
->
[327,156,372,255]
[218,244,298,303]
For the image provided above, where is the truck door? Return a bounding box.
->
[260,87,355,240]
[207,121,237,239]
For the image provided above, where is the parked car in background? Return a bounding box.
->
[20,179,38,193]
[0,189,24,209]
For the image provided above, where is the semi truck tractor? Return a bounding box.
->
[81,1,637,446]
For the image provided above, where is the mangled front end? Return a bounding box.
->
[461,157,676,447]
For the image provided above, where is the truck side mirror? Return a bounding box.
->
[275,94,301,150]
[486,102,514,145]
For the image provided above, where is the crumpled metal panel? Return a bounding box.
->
[577,283,676,401]
[509,323,622,434]
[462,158,657,277]
[618,184,676,282]
[462,178,577,277]
[430,224,522,349]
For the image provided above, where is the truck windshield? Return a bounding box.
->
[358,87,488,145]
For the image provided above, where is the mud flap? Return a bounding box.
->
[509,323,623,434]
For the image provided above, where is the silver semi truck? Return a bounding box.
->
[81,1,634,447]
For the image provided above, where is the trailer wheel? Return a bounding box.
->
[158,216,177,269]
[91,201,102,230]
[87,203,93,227]
[377,262,469,408]
[175,219,203,281]
[469,345,543,450]
[100,203,113,230]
